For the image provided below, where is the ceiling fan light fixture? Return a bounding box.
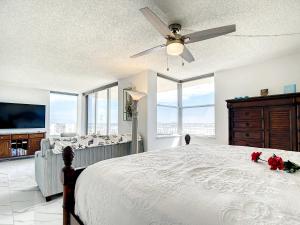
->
[131,7,236,63]
[167,42,184,56]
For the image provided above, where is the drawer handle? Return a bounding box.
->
[245,133,250,137]
[246,122,250,127]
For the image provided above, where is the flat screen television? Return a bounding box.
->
[0,102,46,129]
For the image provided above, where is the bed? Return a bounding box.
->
[61,144,300,225]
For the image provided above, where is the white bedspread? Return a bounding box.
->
[75,144,300,225]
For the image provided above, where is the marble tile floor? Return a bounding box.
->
[0,158,62,225]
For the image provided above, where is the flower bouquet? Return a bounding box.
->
[251,152,300,173]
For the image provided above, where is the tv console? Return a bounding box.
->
[0,132,45,159]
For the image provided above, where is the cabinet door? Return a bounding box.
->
[28,138,41,155]
[0,140,11,158]
[264,106,297,151]
[297,105,300,152]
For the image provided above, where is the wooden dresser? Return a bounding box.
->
[227,93,300,151]
[0,132,45,159]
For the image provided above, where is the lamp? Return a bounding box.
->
[127,90,146,154]
[126,90,146,101]
[167,42,184,56]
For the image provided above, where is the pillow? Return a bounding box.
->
[119,134,130,143]
[119,133,142,143]
[52,140,79,154]
[49,137,60,147]
[109,135,121,144]
[92,137,106,146]
[52,141,69,154]
[77,136,94,148]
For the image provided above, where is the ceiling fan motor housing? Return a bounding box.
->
[166,24,184,56]
[168,23,182,34]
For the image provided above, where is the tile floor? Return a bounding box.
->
[0,158,62,225]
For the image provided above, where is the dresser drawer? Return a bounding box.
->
[233,131,263,140]
[0,135,10,141]
[233,109,263,121]
[11,134,28,140]
[232,139,264,148]
[29,133,45,139]
[233,120,263,129]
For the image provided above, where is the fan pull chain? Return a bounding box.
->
[182,58,184,67]
[166,55,169,71]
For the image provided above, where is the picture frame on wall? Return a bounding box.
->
[123,87,133,121]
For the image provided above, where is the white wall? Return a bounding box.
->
[215,52,300,144]
[118,70,181,151]
[0,84,50,135]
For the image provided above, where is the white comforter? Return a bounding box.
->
[75,144,300,225]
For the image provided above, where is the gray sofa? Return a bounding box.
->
[35,139,143,201]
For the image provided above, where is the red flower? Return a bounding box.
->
[268,155,284,170]
[251,152,262,162]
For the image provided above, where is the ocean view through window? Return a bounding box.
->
[87,85,118,135]
[157,74,215,137]
[157,76,178,135]
[50,92,78,136]
[182,77,215,136]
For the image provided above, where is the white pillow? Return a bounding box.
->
[52,141,70,154]
[78,136,94,148]
[92,137,106,146]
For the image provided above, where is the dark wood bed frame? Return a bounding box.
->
[61,136,191,225]
[61,146,85,225]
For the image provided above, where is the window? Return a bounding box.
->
[96,90,107,134]
[87,94,96,135]
[182,77,215,136]
[87,85,118,135]
[156,75,215,137]
[157,77,178,135]
[50,92,78,136]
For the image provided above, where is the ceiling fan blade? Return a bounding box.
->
[140,7,174,38]
[183,24,236,44]
[180,46,195,63]
[130,44,166,58]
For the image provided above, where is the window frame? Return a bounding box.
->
[156,76,179,136]
[85,83,118,135]
[49,91,79,136]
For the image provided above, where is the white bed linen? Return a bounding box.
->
[75,144,300,225]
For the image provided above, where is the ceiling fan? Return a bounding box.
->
[130,7,236,63]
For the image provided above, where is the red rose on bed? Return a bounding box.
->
[268,154,284,170]
[251,152,262,162]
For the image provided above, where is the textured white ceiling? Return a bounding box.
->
[0,0,300,93]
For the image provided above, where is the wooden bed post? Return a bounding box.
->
[185,134,191,145]
[61,146,75,225]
